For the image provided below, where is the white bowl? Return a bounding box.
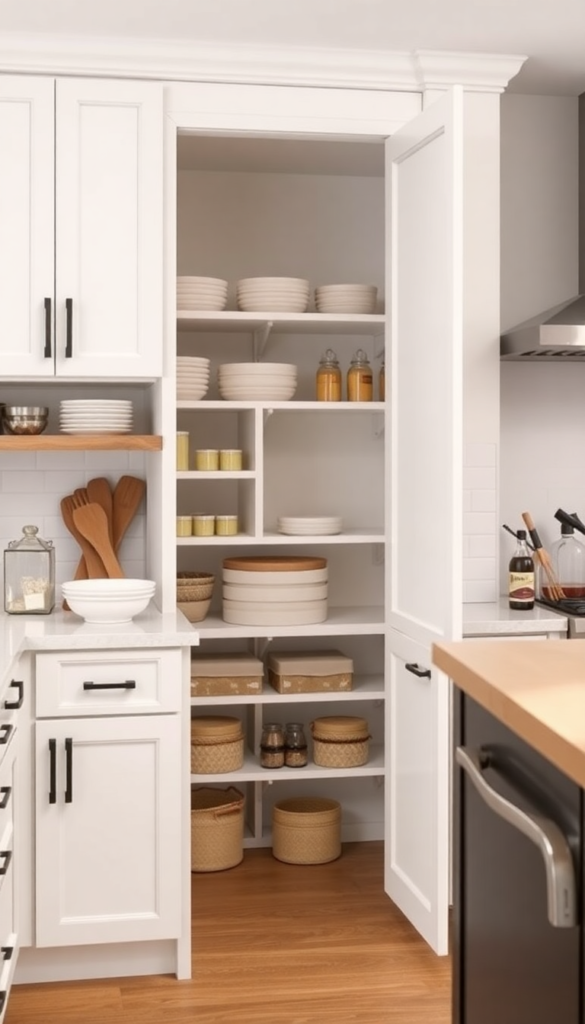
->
[61,579,156,623]
[177,276,228,287]
[237,277,309,288]
[219,363,297,374]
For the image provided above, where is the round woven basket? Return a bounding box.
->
[311,716,370,768]
[191,716,244,774]
[177,572,215,602]
[272,797,341,864]
[191,786,244,872]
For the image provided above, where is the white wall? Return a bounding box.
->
[499,93,579,591]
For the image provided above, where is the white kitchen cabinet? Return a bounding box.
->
[0,75,163,379]
[160,80,502,956]
[34,649,182,948]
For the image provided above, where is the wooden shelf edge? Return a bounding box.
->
[0,434,162,451]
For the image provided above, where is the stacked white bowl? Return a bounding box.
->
[218,362,297,401]
[177,276,228,311]
[277,516,343,536]
[315,284,378,314]
[222,557,328,625]
[236,277,310,313]
[177,356,211,400]
[61,579,156,624]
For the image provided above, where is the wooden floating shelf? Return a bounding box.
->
[0,435,162,451]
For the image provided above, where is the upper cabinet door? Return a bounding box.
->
[0,76,55,377]
[384,89,464,955]
[55,79,163,377]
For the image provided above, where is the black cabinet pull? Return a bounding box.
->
[0,946,13,961]
[44,296,52,358]
[0,725,13,747]
[4,678,23,710]
[405,662,431,679]
[65,737,73,804]
[49,738,56,805]
[0,990,5,1013]
[0,788,12,811]
[0,851,12,876]
[65,298,73,358]
[82,680,136,691]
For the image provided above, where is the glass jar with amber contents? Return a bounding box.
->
[316,348,342,401]
[347,348,373,402]
[260,723,285,769]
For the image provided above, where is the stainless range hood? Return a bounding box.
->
[500,295,585,360]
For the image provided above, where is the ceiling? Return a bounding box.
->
[1,0,585,96]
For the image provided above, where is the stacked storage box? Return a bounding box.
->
[222,555,328,625]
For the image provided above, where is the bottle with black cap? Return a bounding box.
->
[508,530,535,610]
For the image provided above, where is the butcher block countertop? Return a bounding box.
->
[433,639,585,789]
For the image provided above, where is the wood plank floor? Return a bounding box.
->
[6,842,451,1024]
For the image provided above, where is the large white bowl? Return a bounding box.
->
[219,363,297,374]
[61,579,156,623]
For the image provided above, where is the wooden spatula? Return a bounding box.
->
[72,503,124,579]
[61,496,108,579]
[112,475,146,553]
[87,477,113,545]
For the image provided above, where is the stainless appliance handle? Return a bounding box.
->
[456,745,577,928]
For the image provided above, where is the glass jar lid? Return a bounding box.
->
[6,525,54,553]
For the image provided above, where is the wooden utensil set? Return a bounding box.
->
[60,475,146,592]
[521,511,565,601]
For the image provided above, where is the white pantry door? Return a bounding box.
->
[384,89,464,954]
[54,78,163,378]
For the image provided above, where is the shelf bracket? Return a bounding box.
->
[372,412,384,438]
[253,637,274,659]
[253,321,274,361]
[263,408,275,430]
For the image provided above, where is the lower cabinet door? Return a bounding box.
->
[35,714,182,947]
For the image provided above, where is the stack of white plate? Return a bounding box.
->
[236,277,310,313]
[218,362,297,401]
[222,556,328,625]
[277,516,343,536]
[315,284,378,314]
[177,356,211,400]
[177,276,228,311]
[59,400,133,435]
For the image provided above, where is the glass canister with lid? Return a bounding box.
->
[347,348,373,402]
[4,524,55,614]
[260,722,285,768]
[316,348,342,401]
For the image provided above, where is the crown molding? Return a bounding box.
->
[0,32,527,94]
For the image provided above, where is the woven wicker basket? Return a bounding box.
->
[177,572,215,602]
[272,797,341,864]
[311,715,370,768]
[191,716,244,774]
[191,787,244,872]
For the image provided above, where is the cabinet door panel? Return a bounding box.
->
[0,76,54,377]
[55,78,163,377]
[35,715,181,946]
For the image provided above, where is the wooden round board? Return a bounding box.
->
[222,555,327,572]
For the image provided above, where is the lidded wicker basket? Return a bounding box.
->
[310,715,370,768]
[191,786,244,872]
[191,715,244,774]
[177,572,215,603]
[272,797,341,864]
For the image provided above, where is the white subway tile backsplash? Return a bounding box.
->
[463,467,496,489]
[1,471,41,493]
[463,579,498,603]
[463,557,497,580]
[463,511,497,535]
[0,492,58,517]
[471,489,497,513]
[42,471,88,494]
[0,452,36,470]
[464,444,496,468]
[36,451,86,470]
[462,490,471,512]
[462,443,498,601]
[469,534,496,557]
[85,452,131,472]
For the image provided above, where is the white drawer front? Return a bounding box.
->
[35,650,182,717]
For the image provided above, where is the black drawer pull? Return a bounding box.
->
[44,296,52,358]
[0,990,5,1013]
[65,298,73,358]
[4,679,23,710]
[0,851,12,876]
[1,946,13,961]
[405,662,431,679]
[0,725,13,747]
[65,738,73,804]
[49,738,56,805]
[0,788,11,811]
[83,680,136,691]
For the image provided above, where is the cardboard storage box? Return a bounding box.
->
[191,653,264,697]
[266,650,353,694]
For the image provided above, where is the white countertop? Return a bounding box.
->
[0,604,198,677]
[462,598,568,636]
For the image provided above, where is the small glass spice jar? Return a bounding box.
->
[284,722,308,768]
[316,348,342,401]
[4,525,55,614]
[347,348,373,402]
[260,722,285,769]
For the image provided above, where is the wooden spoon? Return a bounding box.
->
[60,496,108,579]
[73,503,124,579]
[112,475,146,552]
[87,477,113,545]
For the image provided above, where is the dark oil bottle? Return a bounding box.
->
[508,530,535,610]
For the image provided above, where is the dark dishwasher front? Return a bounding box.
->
[454,692,581,1024]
